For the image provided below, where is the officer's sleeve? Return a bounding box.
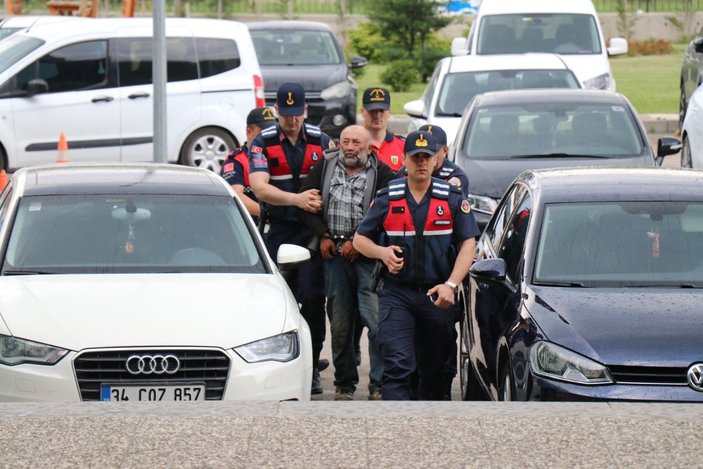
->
[222,157,245,186]
[248,134,269,174]
[356,192,390,243]
[451,192,481,243]
[320,132,335,149]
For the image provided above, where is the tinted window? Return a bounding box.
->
[15,40,107,93]
[462,102,643,159]
[250,29,341,66]
[436,69,579,117]
[499,193,531,281]
[534,202,703,287]
[3,194,265,274]
[116,37,198,86]
[486,184,525,251]
[478,14,601,55]
[196,37,241,78]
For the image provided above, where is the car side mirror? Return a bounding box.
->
[656,136,682,165]
[404,99,426,119]
[277,243,310,271]
[469,258,507,282]
[694,37,703,53]
[25,78,49,97]
[451,37,468,56]
[607,37,628,56]
[349,55,368,69]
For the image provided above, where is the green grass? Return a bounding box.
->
[357,44,687,116]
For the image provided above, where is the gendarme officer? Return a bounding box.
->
[353,130,480,400]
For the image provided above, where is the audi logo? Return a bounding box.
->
[125,354,180,375]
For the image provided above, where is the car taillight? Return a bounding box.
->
[253,74,265,107]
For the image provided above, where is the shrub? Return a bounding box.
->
[413,41,449,82]
[348,22,385,62]
[380,60,419,92]
[627,39,673,56]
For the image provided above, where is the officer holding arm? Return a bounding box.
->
[353,130,480,400]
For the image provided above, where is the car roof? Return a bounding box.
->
[477,0,596,15]
[246,20,334,32]
[446,53,569,73]
[0,15,81,29]
[473,89,628,106]
[519,168,703,203]
[13,164,232,197]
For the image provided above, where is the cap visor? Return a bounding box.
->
[363,103,390,111]
[277,105,305,116]
[406,148,436,157]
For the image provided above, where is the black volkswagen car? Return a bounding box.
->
[449,89,681,230]
[247,20,367,138]
[462,167,703,402]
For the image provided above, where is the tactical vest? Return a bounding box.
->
[381,178,457,286]
[260,124,323,222]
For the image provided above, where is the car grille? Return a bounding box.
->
[608,365,688,385]
[74,349,230,401]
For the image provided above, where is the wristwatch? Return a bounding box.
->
[444,280,458,294]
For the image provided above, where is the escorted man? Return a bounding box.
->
[249,82,334,394]
[220,107,277,221]
[361,87,405,172]
[353,130,480,400]
[299,124,395,401]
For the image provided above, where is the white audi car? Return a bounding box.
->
[0,164,312,401]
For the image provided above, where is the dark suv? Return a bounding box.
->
[247,20,367,138]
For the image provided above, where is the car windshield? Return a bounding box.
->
[0,27,23,40]
[435,69,580,117]
[0,35,44,75]
[2,194,267,274]
[477,13,601,55]
[461,102,644,159]
[250,29,341,66]
[534,202,703,287]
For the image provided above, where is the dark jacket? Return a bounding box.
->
[299,148,396,238]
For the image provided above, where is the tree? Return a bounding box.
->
[368,0,451,55]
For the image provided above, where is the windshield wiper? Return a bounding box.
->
[509,153,611,159]
[435,112,463,117]
[535,281,591,287]
[2,270,58,275]
[624,283,703,288]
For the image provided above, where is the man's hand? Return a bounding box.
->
[339,240,360,262]
[382,245,405,274]
[297,189,322,213]
[427,283,455,309]
[319,237,336,260]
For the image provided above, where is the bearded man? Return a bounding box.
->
[299,124,395,401]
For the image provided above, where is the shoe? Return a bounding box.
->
[354,351,361,367]
[368,389,382,401]
[318,358,329,372]
[334,388,354,401]
[311,368,323,394]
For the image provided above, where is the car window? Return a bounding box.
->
[116,37,199,86]
[477,13,602,55]
[0,35,44,76]
[462,102,643,159]
[534,201,703,287]
[486,184,525,252]
[423,62,442,114]
[250,29,341,66]
[196,37,241,78]
[498,192,531,282]
[3,194,266,274]
[15,40,108,93]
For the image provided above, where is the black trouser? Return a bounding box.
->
[265,223,326,369]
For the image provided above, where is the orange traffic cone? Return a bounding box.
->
[57,132,69,164]
[0,170,8,191]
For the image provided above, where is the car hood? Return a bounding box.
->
[0,274,294,351]
[260,64,347,93]
[462,156,652,199]
[527,286,703,366]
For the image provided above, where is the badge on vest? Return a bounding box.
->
[391,155,399,166]
[437,205,444,216]
[392,206,405,214]
[461,199,471,213]
[312,152,319,161]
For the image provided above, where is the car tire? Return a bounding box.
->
[179,127,236,173]
[459,315,487,401]
[498,362,515,401]
[682,136,693,169]
[679,84,687,132]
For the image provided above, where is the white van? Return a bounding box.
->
[451,0,628,91]
[0,18,264,171]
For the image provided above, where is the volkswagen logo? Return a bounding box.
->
[687,363,703,392]
[125,354,180,375]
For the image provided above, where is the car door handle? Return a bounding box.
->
[128,92,150,99]
[91,96,114,103]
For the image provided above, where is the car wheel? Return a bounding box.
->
[679,84,687,131]
[179,127,236,173]
[459,315,486,401]
[682,137,693,169]
[498,363,515,401]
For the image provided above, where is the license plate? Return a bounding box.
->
[100,385,205,402]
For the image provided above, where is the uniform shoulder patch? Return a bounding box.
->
[461,199,471,214]
[304,123,321,136]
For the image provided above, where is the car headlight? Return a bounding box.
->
[320,81,351,101]
[0,334,69,366]
[583,73,613,90]
[529,341,613,385]
[234,331,299,363]
[468,193,499,215]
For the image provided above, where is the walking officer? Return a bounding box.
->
[220,106,277,222]
[361,87,406,172]
[249,82,334,394]
[353,130,480,400]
